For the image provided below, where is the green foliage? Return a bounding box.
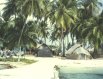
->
[0,0,103,57]
[0,57,37,64]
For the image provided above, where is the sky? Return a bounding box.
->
[98,0,103,13]
[0,0,6,11]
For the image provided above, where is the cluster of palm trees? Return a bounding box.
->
[0,0,103,57]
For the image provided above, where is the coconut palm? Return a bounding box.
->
[3,0,46,18]
[0,17,11,47]
[2,0,47,47]
[71,0,101,42]
[2,0,19,21]
[48,0,78,56]
[4,15,37,49]
[71,0,103,58]
[81,11,103,58]
[0,18,5,47]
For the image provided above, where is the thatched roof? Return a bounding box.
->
[65,44,81,54]
[74,47,90,56]
[37,44,53,57]
[65,44,91,56]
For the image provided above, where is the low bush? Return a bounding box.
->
[0,57,37,64]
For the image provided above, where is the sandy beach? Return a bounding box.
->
[0,56,103,79]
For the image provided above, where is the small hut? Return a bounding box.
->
[37,44,53,57]
[65,44,92,60]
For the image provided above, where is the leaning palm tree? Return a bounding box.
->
[2,0,47,47]
[5,16,38,61]
[4,15,37,49]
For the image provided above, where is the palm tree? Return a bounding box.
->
[71,0,103,58]
[2,0,47,47]
[17,0,51,47]
[2,0,19,21]
[48,0,78,56]
[4,15,37,49]
[0,17,11,48]
[71,0,101,42]
[0,18,5,48]
[81,11,103,58]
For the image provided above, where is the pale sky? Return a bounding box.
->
[0,0,6,11]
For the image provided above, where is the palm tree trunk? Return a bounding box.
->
[18,18,27,46]
[92,46,99,58]
[44,36,46,44]
[62,37,65,56]
[17,15,28,62]
[71,34,74,45]
[66,34,70,49]
[17,46,21,62]
[61,28,65,57]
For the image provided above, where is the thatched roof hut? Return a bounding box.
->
[37,44,53,57]
[65,44,92,60]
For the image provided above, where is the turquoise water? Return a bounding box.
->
[59,73,103,79]
[59,67,103,79]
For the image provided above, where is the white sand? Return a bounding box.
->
[0,56,103,79]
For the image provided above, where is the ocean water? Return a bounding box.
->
[58,67,103,79]
[59,73,103,79]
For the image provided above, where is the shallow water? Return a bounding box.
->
[59,67,103,79]
[59,73,103,79]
